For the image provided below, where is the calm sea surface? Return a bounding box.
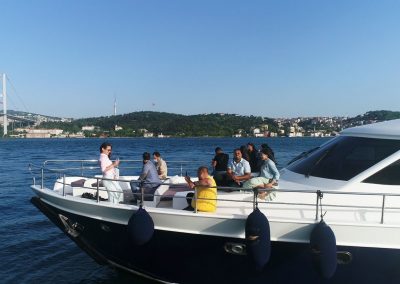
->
[0,137,330,283]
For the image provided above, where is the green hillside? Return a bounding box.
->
[4,110,400,138]
[38,111,276,137]
[349,110,400,122]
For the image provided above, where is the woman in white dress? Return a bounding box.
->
[99,142,124,204]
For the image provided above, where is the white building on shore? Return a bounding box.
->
[25,129,63,138]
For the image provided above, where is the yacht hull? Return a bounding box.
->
[31,196,400,284]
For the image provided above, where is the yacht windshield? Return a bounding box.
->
[286,146,320,166]
[287,136,400,181]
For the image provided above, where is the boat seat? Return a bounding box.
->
[143,184,170,208]
[72,178,108,199]
[172,190,194,210]
[71,179,86,187]
[54,177,84,195]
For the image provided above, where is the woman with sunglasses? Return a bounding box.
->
[99,142,124,203]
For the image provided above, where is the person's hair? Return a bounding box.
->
[153,151,161,157]
[261,148,275,161]
[197,166,209,174]
[100,142,112,153]
[143,152,151,161]
[233,148,241,153]
[240,145,250,161]
[260,144,276,163]
[247,142,256,151]
[215,147,222,153]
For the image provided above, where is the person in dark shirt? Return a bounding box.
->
[247,142,260,173]
[212,147,229,186]
[212,147,229,171]
[240,145,250,162]
[130,152,161,202]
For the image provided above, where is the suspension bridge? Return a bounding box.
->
[1,73,36,136]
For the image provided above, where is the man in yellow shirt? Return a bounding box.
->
[184,166,217,212]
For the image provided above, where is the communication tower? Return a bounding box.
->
[114,97,117,116]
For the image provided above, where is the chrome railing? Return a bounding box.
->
[41,159,199,177]
[29,160,400,224]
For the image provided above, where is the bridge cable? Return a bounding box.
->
[6,76,30,113]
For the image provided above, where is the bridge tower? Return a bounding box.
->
[1,73,7,136]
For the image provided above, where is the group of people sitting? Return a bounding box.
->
[97,141,279,214]
[183,143,280,213]
[98,142,168,204]
[213,143,279,195]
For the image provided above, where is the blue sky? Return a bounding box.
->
[1,0,400,118]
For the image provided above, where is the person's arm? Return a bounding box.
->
[234,161,251,182]
[195,177,213,187]
[226,166,234,179]
[159,161,167,177]
[186,176,213,191]
[185,176,195,189]
[235,172,251,182]
[100,156,119,173]
[269,160,280,184]
[139,163,149,180]
[139,172,147,180]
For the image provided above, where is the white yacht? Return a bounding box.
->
[30,119,400,283]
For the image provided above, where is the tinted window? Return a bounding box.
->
[363,160,400,185]
[287,137,400,181]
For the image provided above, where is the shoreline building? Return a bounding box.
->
[25,129,64,138]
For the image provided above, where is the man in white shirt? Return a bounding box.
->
[226,148,251,188]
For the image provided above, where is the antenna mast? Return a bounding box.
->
[114,97,117,116]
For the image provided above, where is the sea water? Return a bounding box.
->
[0,137,329,283]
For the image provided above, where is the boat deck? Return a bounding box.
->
[47,175,400,227]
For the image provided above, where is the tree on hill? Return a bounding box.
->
[38,111,277,137]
